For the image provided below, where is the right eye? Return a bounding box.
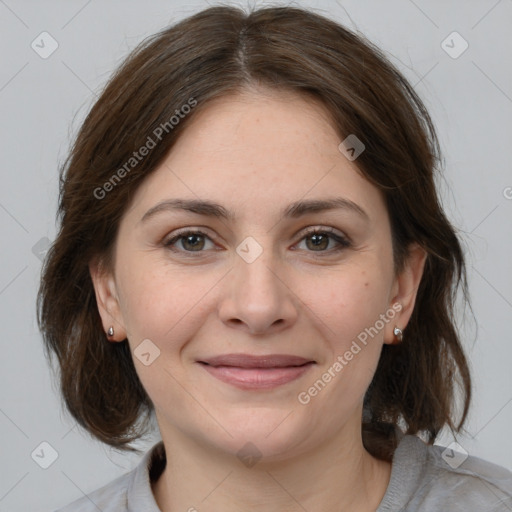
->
[163,229,216,253]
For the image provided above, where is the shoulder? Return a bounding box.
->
[422,439,512,510]
[54,441,165,512]
[380,434,512,512]
[54,470,131,512]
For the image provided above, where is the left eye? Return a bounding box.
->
[295,229,350,252]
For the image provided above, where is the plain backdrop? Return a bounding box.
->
[0,0,511,510]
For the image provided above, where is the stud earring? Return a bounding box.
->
[393,326,403,342]
[107,326,114,338]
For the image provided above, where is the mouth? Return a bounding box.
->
[196,354,316,390]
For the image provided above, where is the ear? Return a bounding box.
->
[384,243,427,345]
[89,257,127,342]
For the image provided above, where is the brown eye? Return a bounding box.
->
[297,228,351,253]
[305,232,330,251]
[164,230,214,252]
[180,233,206,251]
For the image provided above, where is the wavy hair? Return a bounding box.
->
[37,5,472,460]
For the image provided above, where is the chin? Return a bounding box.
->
[205,407,313,463]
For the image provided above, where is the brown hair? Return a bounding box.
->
[37,5,472,460]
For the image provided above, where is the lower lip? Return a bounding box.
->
[199,363,315,390]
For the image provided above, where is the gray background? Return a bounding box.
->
[0,0,511,510]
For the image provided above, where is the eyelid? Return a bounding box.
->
[298,225,350,242]
[162,227,217,248]
[164,226,215,240]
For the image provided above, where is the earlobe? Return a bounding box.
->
[385,244,427,345]
[88,259,126,342]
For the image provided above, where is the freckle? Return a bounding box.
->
[364,282,369,287]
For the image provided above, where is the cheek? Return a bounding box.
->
[117,260,217,344]
[296,271,390,420]
[305,265,392,346]
[115,262,213,412]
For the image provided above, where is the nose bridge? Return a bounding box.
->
[234,235,283,303]
[217,233,297,334]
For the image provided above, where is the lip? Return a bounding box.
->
[197,353,316,390]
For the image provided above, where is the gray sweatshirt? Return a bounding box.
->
[55,434,512,511]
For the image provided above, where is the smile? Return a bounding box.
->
[196,354,316,390]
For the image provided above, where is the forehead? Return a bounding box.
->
[124,89,386,225]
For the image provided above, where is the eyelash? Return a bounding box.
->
[163,227,351,256]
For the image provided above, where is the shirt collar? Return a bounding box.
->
[127,440,166,512]
[125,433,425,511]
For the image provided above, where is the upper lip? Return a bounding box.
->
[197,354,315,368]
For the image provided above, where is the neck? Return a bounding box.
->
[152,423,392,512]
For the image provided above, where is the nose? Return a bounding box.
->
[217,248,299,336]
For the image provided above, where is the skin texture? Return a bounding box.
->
[90,88,426,512]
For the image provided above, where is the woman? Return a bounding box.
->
[38,5,512,511]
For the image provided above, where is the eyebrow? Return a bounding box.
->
[139,197,370,224]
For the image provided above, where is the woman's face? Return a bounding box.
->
[92,89,423,461]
